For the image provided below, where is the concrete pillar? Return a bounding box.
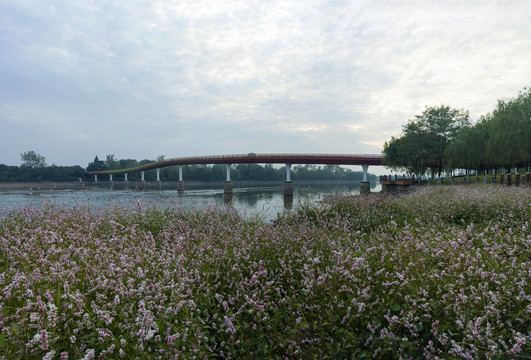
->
[224,181,233,194]
[178,165,184,191]
[139,171,145,190]
[156,168,162,189]
[124,173,129,189]
[178,181,185,191]
[360,164,370,194]
[284,181,293,196]
[94,174,98,182]
[224,164,233,194]
[109,174,114,189]
[359,181,370,195]
[284,163,293,196]
[225,164,231,181]
[362,164,369,182]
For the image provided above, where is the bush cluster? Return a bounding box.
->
[0,185,529,359]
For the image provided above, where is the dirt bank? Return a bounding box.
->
[0,182,90,191]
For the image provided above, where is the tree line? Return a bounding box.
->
[383,87,530,177]
[0,153,376,182]
[0,151,86,182]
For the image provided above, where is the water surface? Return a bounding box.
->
[0,182,381,222]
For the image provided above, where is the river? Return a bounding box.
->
[0,181,381,222]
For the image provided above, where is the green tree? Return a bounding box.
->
[486,88,531,171]
[383,132,430,176]
[446,119,490,176]
[383,105,470,177]
[105,154,119,170]
[86,156,107,172]
[20,151,47,168]
[405,105,470,176]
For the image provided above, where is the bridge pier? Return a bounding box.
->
[284,181,293,196]
[178,165,185,191]
[360,164,370,195]
[283,163,294,197]
[156,168,162,190]
[224,164,233,194]
[124,173,129,189]
[140,171,146,190]
[109,174,114,189]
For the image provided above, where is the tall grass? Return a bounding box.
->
[0,185,529,359]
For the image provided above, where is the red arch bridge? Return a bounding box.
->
[86,153,384,195]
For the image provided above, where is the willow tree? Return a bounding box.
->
[445,119,490,175]
[486,88,531,171]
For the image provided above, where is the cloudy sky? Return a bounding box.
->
[1,0,529,171]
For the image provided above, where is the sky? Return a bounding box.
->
[1,0,530,174]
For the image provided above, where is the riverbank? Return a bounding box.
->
[0,181,89,190]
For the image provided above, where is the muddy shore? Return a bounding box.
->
[0,182,91,191]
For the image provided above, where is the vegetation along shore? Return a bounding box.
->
[0,185,529,359]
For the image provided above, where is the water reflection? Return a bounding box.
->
[284,195,293,211]
[223,194,233,205]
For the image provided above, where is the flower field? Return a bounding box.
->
[0,185,529,359]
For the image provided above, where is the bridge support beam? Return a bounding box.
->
[285,163,292,182]
[224,182,233,195]
[124,173,129,189]
[284,163,293,197]
[284,181,293,197]
[178,165,185,191]
[94,175,98,183]
[140,171,146,189]
[362,164,369,182]
[109,174,114,189]
[225,164,231,181]
[156,168,162,189]
[224,164,232,194]
[360,164,370,195]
